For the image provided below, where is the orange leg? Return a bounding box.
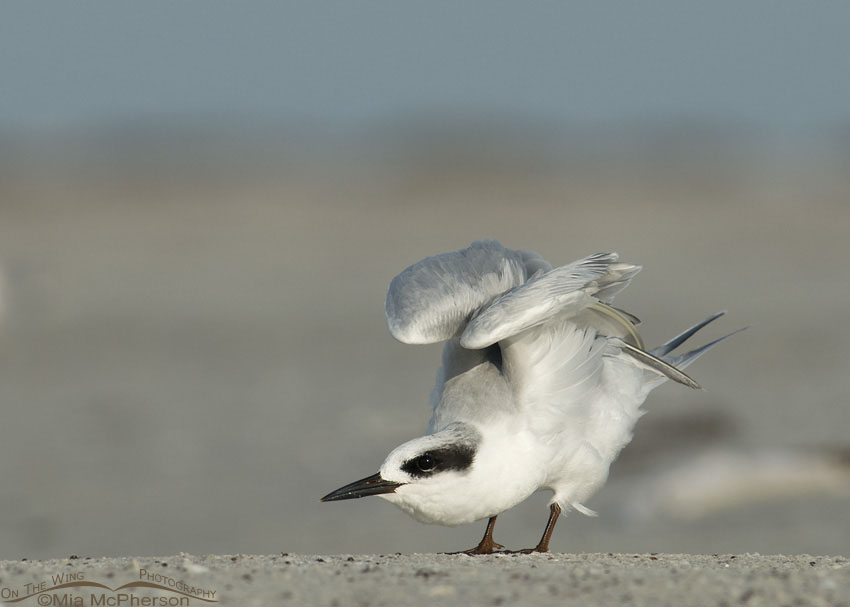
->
[508,503,561,554]
[449,515,504,555]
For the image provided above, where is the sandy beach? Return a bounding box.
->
[1,552,848,607]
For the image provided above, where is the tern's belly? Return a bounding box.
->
[379,483,534,526]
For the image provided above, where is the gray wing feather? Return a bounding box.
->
[460,253,641,349]
[615,339,702,389]
[518,248,552,276]
[386,240,531,344]
[617,313,745,390]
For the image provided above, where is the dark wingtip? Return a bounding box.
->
[652,310,728,357]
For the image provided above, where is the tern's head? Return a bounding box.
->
[320,423,482,523]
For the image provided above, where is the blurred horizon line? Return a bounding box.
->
[1,112,848,189]
[4,108,850,138]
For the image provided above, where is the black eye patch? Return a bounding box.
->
[401,444,476,478]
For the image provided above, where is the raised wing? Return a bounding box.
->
[417,245,662,441]
[386,240,549,344]
[460,253,642,349]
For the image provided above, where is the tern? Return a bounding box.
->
[321,240,740,554]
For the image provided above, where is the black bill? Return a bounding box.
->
[320,472,403,502]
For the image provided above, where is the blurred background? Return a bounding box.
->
[1,1,849,560]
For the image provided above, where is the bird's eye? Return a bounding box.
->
[415,454,436,472]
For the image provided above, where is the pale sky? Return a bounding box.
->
[1,1,849,130]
